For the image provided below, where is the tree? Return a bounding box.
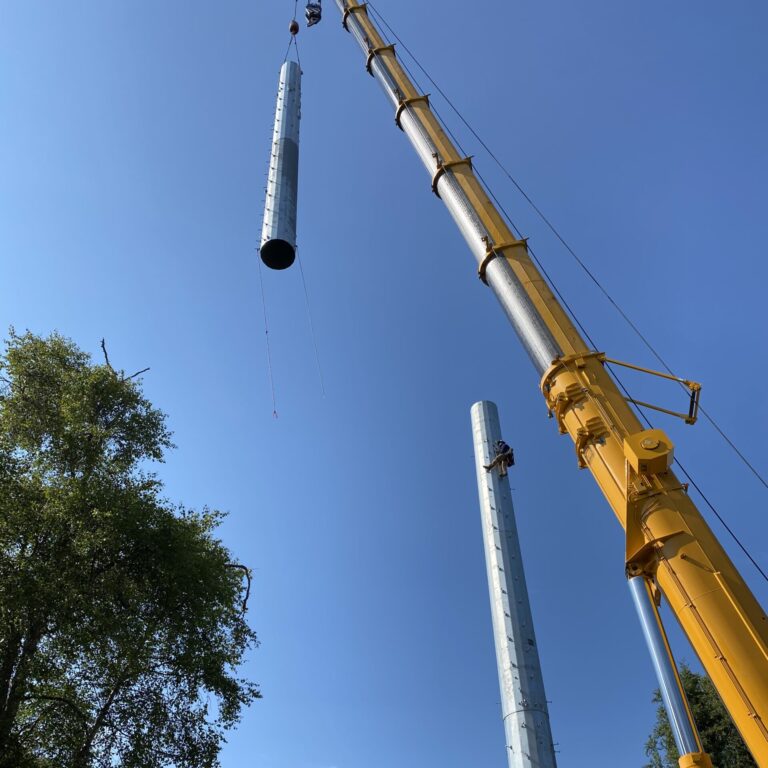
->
[0,330,259,767]
[645,664,756,768]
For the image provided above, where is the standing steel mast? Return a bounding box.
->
[471,401,557,768]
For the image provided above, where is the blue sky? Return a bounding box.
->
[1,1,767,766]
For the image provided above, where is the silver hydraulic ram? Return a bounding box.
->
[628,576,711,766]
[260,60,302,270]
[471,401,557,768]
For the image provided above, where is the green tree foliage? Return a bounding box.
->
[645,664,756,768]
[0,331,259,767]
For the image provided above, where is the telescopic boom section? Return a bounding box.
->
[335,2,768,762]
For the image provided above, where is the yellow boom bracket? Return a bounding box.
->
[602,355,702,424]
[431,156,473,198]
[395,94,430,130]
[478,239,529,285]
[366,44,395,75]
[342,2,368,31]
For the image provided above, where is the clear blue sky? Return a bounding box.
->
[2,1,767,766]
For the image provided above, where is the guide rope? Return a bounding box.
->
[296,248,326,397]
[257,256,279,419]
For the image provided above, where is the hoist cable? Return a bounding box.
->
[256,257,278,419]
[366,5,768,582]
[367,2,767,493]
[282,36,293,64]
[294,35,302,70]
[296,248,326,397]
[283,0,301,65]
[283,35,303,69]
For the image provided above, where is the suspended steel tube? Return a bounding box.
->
[471,401,557,768]
[260,60,302,270]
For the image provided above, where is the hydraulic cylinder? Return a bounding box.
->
[628,576,712,768]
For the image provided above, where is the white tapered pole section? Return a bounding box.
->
[471,401,557,768]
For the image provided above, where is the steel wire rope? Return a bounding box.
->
[257,256,279,419]
[282,36,293,64]
[366,2,767,493]
[296,248,326,396]
[366,5,768,583]
[294,34,302,70]
[283,0,302,64]
[283,35,302,69]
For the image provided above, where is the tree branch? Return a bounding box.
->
[124,367,150,381]
[26,693,88,723]
[226,563,252,613]
[101,339,149,381]
[76,675,128,763]
[100,338,114,373]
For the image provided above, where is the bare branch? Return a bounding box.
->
[226,563,252,613]
[100,339,115,373]
[101,339,149,381]
[124,367,150,381]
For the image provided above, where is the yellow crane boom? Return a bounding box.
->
[334,2,768,763]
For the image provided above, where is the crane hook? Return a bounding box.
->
[305,0,322,27]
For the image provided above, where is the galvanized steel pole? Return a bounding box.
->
[471,401,557,768]
[260,60,301,270]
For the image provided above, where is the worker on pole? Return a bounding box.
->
[484,439,515,478]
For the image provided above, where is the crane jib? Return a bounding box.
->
[335,1,768,764]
